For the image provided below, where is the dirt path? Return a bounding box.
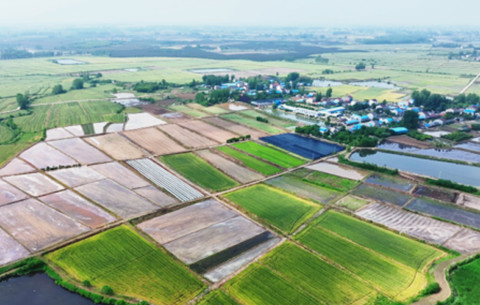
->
[411,253,475,305]
[460,71,480,94]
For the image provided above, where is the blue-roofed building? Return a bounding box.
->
[390,127,409,134]
[346,119,359,125]
[465,108,476,114]
[360,115,370,122]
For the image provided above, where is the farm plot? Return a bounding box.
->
[221,113,284,134]
[133,185,178,208]
[124,112,166,130]
[127,158,203,202]
[196,150,262,184]
[20,142,77,169]
[39,190,116,229]
[45,127,74,141]
[296,224,420,299]
[202,105,229,115]
[239,110,295,128]
[64,125,84,137]
[353,184,412,207]
[224,184,320,233]
[443,229,480,253]
[0,198,89,252]
[123,127,186,155]
[290,168,360,192]
[407,198,480,230]
[0,158,35,177]
[232,141,305,168]
[225,243,375,305]
[413,185,458,203]
[47,166,105,187]
[90,162,149,189]
[266,174,341,203]
[4,172,63,197]
[197,291,239,305]
[204,117,268,139]
[85,133,147,160]
[336,195,371,211]
[178,120,237,143]
[216,146,282,176]
[0,179,28,206]
[158,124,218,148]
[75,179,159,218]
[161,153,239,192]
[356,203,466,250]
[0,227,30,266]
[48,138,111,165]
[170,104,209,118]
[47,226,205,305]
[365,173,415,192]
[93,122,107,134]
[443,255,480,305]
[456,193,480,211]
[307,162,368,180]
[261,133,344,160]
[105,123,123,133]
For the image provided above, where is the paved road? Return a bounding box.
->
[460,71,480,94]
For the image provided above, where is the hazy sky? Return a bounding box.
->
[2,0,480,27]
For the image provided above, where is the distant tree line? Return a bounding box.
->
[0,49,54,60]
[412,89,480,111]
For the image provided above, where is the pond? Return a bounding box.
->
[350,150,480,187]
[0,273,95,305]
[55,59,85,65]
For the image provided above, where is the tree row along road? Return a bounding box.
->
[460,71,480,94]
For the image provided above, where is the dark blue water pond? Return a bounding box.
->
[365,173,414,192]
[0,273,95,305]
[352,184,411,207]
[261,133,344,160]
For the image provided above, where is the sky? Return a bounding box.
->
[2,0,480,27]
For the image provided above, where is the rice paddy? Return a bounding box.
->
[232,141,305,168]
[216,145,282,176]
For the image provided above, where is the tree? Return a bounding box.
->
[401,110,419,130]
[52,84,66,95]
[285,72,300,82]
[16,93,30,110]
[355,62,366,71]
[195,92,207,105]
[101,285,114,295]
[326,87,333,98]
[72,78,84,90]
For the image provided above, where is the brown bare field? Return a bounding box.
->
[85,133,147,160]
[40,190,116,229]
[90,162,150,189]
[64,125,84,137]
[307,162,368,180]
[158,124,218,148]
[139,104,170,115]
[123,127,186,155]
[134,185,178,208]
[138,199,237,244]
[456,193,480,211]
[0,158,36,177]
[48,138,112,165]
[203,116,268,139]
[0,228,30,266]
[174,92,196,100]
[0,198,89,252]
[386,135,432,149]
[196,150,263,183]
[4,173,64,197]
[0,179,28,206]
[160,112,191,123]
[48,167,105,187]
[20,143,77,169]
[178,120,238,143]
[45,128,74,141]
[75,179,159,218]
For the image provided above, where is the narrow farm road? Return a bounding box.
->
[460,71,480,94]
[411,253,475,305]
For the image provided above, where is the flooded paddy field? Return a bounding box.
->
[455,141,480,153]
[124,113,166,131]
[407,198,480,230]
[413,185,457,203]
[39,190,116,229]
[178,120,237,143]
[0,158,35,176]
[48,138,111,165]
[0,228,30,265]
[20,143,77,169]
[158,124,218,148]
[0,199,89,252]
[4,173,63,197]
[352,184,412,207]
[133,185,178,208]
[0,179,28,206]
[45,128,75,141]
[105,123,123,133]
[85,133,147,160]
[90,162,149,189]
[204,116,268,139]
[260,133,344,160]
[75,179,159,218]
[64,125,84,137]
[48,167,104,187]
[122,127,186,155]
[350,150,480,187]
[307,162,368,180]
[365,173,415,192]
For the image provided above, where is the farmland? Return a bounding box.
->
[353,184,412,207]
[161,153,239,192]
[232,141,305,168]
[239,110,296,128]
[365,173,415,192]
[197,290,238,305]
[85,133,147,160]
[46,226,205,305]
[221,113,285,134]
[178,120,237,143]
[290,167,360,192]
[224,184,320,233]
[336,195,371,211]
[442,256,480,305]
[216,145,282,176]
[123,127,186,155]
[48,138,111,165]
[158,124,218,148]
[204,116,268,139]
[307,162,368,180]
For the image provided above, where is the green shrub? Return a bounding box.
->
[102,285,114,295]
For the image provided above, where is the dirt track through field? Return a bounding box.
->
[460,71,480,94]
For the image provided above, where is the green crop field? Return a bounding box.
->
[46,226,205,305]
[232,141,305,168]
[31,84,117,105]
[313,211,444,270]
[336,195,371,211]
[238,110,296,128]
[196,290,239,305]
[221,113,284,134]
[216,146,282,176]
[0,125,16,143]
[224,184,320,233]
[291,168,359,192]
[202,105,229,115]
[0,143,31,167]
[161,152,239,191]
[170,104,209,118]
[443,256,480,305]
[296,224,426,299]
